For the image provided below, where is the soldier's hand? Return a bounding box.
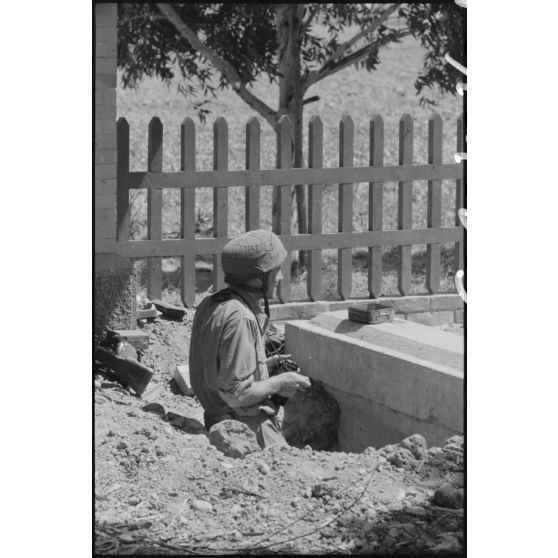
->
[265,353,293,374]
[275,371,311,398]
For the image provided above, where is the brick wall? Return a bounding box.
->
[95,3,117,253]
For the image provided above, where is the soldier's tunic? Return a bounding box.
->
[189,285,286,448]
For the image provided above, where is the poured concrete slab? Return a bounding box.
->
[285,311,464,451]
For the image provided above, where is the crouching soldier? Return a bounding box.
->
[189,229,311,448]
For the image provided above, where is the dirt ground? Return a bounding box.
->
[94,311,464,555]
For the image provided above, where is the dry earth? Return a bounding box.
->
[95,311,464,555]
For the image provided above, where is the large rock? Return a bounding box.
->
[431,482,464,509]
[282,381,340,450]
[209,420,259,459]
[400,434,428,460]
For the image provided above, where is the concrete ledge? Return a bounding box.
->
[406,311,455,326]
[286,313,463,450]
[270,294,463,323]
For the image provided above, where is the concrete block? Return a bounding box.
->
[95,117,116,135]
[285,310,463,450]
[95,163,117,180]
[95,41,117,58]
[454,310,464,324]
[95,3,117,20]
[95,57,117,74]
[174,365,194,396]
[95,177,117,195]
[95,193,116,210]
[95,103,116,123]
[429,294,464,312]
[112,329,150,351]
[95,238,117,254]
[95,207,116,229]
[95,148,117,165]
[95,72,117,89]
[95,127,117,146]
[95,88,116,107]
[406,311,454,326]
[95,26,117,42]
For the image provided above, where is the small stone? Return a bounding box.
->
[191,499,213,512]
[444,435,463,450]
[388,527,399,538]
[311,482,333,498]
[107,430,116,437]
[230,504,242,516]
[384,446,416,469]
[222,461,234,470]
[395,489,406,501]
[431,482,464,509]
[209,420,259,459]
[257,461,270,475]
[120,534,135,544]
[116,441,128,450]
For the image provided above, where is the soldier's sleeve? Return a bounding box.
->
[217,315,259,407]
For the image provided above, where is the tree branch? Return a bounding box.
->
[303,29,412,90]
[156,3,278,129]
[325,5,399,66]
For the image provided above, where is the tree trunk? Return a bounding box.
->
[274,4,308,269]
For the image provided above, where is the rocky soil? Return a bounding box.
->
[95,312,464,555]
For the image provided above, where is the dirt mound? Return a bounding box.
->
[95,313,464,554]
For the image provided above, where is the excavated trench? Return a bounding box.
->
[282,311,464,453]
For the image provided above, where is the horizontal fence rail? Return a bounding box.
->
[123,164,463,190]
[110,113,465,306]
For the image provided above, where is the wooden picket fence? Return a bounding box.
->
[115,113,464,307]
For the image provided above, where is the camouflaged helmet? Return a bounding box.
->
[221,229,287,284]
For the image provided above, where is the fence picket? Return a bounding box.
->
[307,116,323,301]
[245,118,261,231]
[398,114,413,296]
[276,116,292,303]
[181,118,196,307]
[147,117,163,299]
[368,115,384,298]
[426,113,443,293]
[455,113,464,273]
[213,118,228,292]
[116,117,129,243]
[338,116,354,300]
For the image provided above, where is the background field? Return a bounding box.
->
[116,31,464,303]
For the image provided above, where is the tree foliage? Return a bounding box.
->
[117,3,465,121]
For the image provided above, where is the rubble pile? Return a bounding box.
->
[95,312,464,554]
